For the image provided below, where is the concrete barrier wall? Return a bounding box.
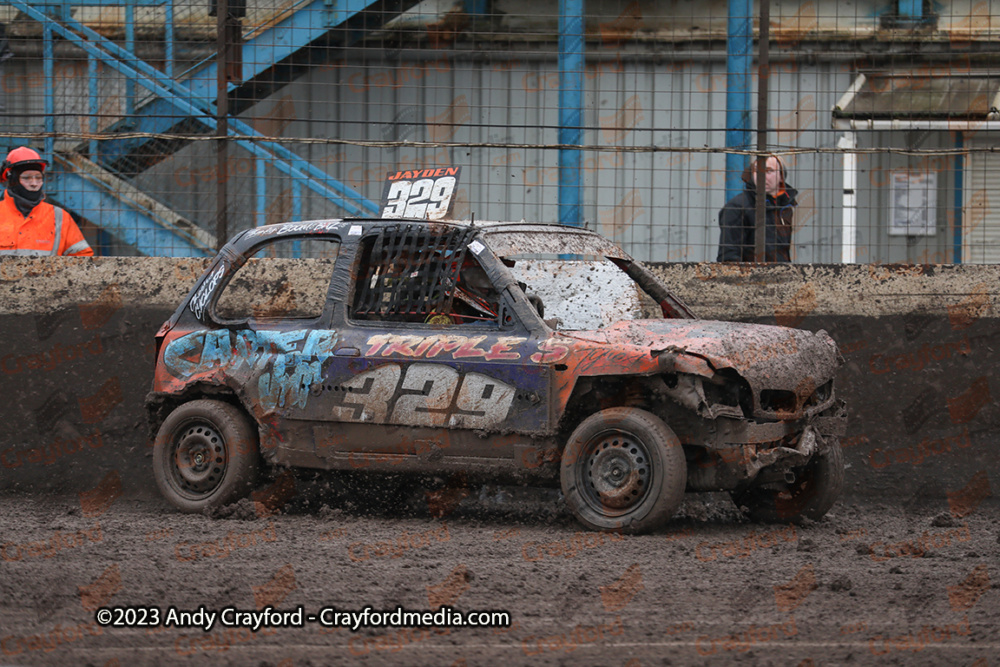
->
[1,258,996,511]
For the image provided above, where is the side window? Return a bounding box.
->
[350,226,499,326]
[214,237,340,321]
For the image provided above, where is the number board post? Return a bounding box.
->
[380,166,462,220]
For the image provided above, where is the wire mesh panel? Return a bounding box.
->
[352,224,478,321]
[0,0,997,263]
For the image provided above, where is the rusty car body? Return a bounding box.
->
[147,219,847,532]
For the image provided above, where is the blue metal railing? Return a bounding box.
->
[86,0,384,218]
[558,0,584,227]
[16,0,385,255]
[725,0,752,204]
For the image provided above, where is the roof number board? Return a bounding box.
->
[380,167,461,221]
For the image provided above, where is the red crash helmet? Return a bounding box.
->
[1,147,48,183]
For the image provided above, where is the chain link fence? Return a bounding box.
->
[0,0,997,262]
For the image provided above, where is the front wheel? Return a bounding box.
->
[731,436,844,523]
[153,399,260,513]
[561,407,686,534]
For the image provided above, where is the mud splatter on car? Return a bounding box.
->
[146,219,846,533]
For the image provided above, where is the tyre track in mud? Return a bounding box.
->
[1,488,997,666]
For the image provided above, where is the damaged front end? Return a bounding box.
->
[648,329,847,494]
[683,421,845,493]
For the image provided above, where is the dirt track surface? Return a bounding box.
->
[1,483,998,666]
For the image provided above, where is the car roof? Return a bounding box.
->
[227,218,630,260]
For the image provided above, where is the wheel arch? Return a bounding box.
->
[555,374,690,446]
[146,382,250,443]
[151,396,261,513]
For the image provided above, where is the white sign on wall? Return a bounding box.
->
[889,171,937,236]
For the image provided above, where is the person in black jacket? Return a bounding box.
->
[717,155,797,262]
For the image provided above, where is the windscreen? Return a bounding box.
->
[503,253,648,331]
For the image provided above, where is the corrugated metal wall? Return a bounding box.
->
[127,53,855,262]
[4,0,997,261]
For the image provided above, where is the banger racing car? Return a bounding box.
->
[147,219,846,533]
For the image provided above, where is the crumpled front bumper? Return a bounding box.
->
[713,399,847,447]
[685,402,847,491]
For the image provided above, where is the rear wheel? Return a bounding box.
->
[731,437,844,523]
[561,407,686,534]
[153,399,259,512]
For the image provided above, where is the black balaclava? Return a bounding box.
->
[6,166,45,217]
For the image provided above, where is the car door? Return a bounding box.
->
[206,233,343,459]
[307,224,551,466]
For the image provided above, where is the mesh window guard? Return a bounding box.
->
[353,224,478,321]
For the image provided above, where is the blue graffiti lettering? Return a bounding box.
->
[258,358,324,411]
[199,330,233,370]
[258,330,307,356]
[232,330,270,368]
[163,331,205,377]
[163,329,340,409]
[301,330,338,356]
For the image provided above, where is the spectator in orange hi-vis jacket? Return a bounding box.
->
[0,147,93,257]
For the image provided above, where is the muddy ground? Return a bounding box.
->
[0,479,997,667]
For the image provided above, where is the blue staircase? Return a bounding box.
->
[14,0,422,255]
[52,152,217,257]
[91,0,419,177]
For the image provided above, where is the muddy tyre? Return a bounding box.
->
[561,407,686,534]
[153,400,260,513]
[732,437,844,523]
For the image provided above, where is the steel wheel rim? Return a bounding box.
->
[169,419,228,498]
[579,429,652,516]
